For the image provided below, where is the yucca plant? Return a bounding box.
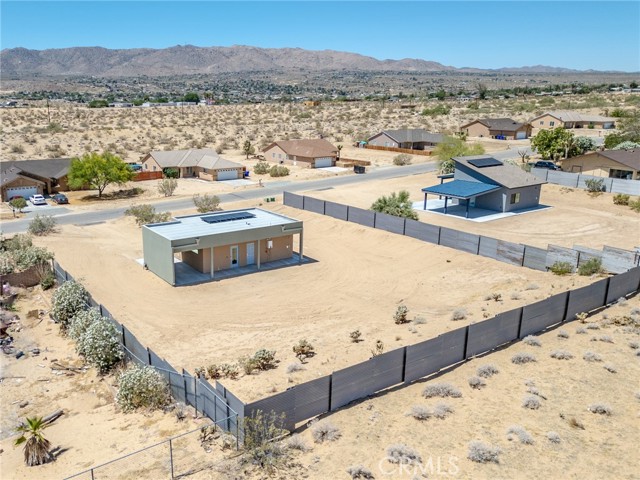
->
[15,416,52,466]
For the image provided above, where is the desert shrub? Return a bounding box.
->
[629,198,640,212]
[253,161,269,174]
[578,258,604,276]
[599,335,614,343]
[77,319,124,373]
[550,350,573,360]
[116,365,171,412]
[511,352,536,365]
[432,403,454,419]
[422,104,451,116]
[588,403,612,415]
[584,178,605,193]
[477,364,499,378]
[269,165,290,177]
[451,308,467,321]
[51,280,89,329]
[583,351,603,362]
[9,197,27,213]
[287,435,310,452]
[522,395,541,410]
[557,329,569,339]
[28,215,57,236]
[547,431,561,444]
[157,178,178,197]
[346,465,374,479]
[522,335,541,347]
[468,376,486,389]
[370,190,418,220]
[242,410,288,470]
[68,307,102,341]
[525,283,539,290]
[386,444,422,464]
[371,340,384,357]
[393,153,412,166]
[629,341,640,350]
[507,425,534,445]
[467,441,500,464]
[311,421,341,443]
[585,322,600,330]
[603,363,617,373]
[192,194,221,213]
[613,194,630,205]
[549,261,574,275]
[527,386,546,399]
[238,355,258,375]
[393,304,409,324]
[349,330,362,343]
[253,349,276,370]
[286,363,305,374]
[124,204,171,225]
[292,339,315,363]
[407,405,431,421]
[412,315,426,325]
[422,383,462,398]
[576,327,587,334]
[39,271,56,290]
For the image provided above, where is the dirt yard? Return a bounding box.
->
[30,199,598,403]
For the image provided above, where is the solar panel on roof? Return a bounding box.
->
[468,158,503,168]
[201,212,256,224]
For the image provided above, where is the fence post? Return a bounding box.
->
[169,438,174,479]
[236,414,240,450]
[121,324,126,349]
[401,347,407,383]
[91,468,95,480]
[147,347,152,366]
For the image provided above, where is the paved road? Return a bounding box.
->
[1,162,438,234]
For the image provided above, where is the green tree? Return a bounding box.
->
[531,128,575,160]
[193,194,221,213]
[183,92,200,103]
[433,136,485,173]
[574,136,597,155]
[243,140,255,159]
[68,152,135,197]
[8,197,27,217]
[370,190,418,220]
[15,417,52,466]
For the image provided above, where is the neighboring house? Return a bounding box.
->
[142,208,304,286]
[367,129,444,150]
[141,149,245,181]
[421,155,546,217]
[560,149,640,180]
[460,118,532,140]
[530,111,616,130]
[0,158,71,201]
[263,139,338,168]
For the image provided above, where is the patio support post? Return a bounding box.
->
[444,196,448,214]
[423,192,427,210]
[257,239,261,270]
[210,247,214,279]
[466,199,470,218]
[299,230,304,264]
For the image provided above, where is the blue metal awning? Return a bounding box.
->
[421,180,501,199]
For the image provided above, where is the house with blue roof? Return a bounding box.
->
[421,155,546,218]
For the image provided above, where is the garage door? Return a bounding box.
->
[515,131,527,140]
[217,169,239,181]
[314,157,333,168]
[5,186,38,201]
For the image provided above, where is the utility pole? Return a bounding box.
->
[46,97,51,124]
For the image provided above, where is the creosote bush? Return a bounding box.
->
[386,444,422,464]
[613,193,630,205]
[116,365,171,412]
[157,178,178,197]
[125,204,171,226]
[422,383,462,399]
[578,258,604,276]
[269,165,290,177]
[467,441,500,464]
[522,395,541,410]
[193,193,221,213]
[549,261,574,275]
[242,410,288,471]
[393,153,412,166]
[28,215,57,236]
[253,161,269,174]
[51,280,89,329]
[293,339,315,363]
[76,319,124,373]
[311,421,341,443]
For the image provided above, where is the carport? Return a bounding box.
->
[421,180,501,218]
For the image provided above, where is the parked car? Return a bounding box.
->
[29,194,47,205]
[533,161,561,170]
[51,193,69,204]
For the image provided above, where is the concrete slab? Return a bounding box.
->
[318,167,348,173]
[412,200,551,223]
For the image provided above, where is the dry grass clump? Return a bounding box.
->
[512,352,537,364]
[557,329,569,339]
[476,364,499,378]
[629,341,640,350]
[422,383,462,398]
[603,363,617,373]
[432,403,454,419]
[507,425,534,445]
[286,435,310,452]
[522,335,542,347]
[599,335,614,343]
[583,351,603,362]
[407,405,432,421]
[451,308,467,321]
[467,441,500,464]
[575,327,587,334]
[585,323,600,330]
[346,465,375,479]
[286,363,305,374]
[310,421,341,443]
[546,431,561,444]
[468,376,486,389]
[588,403,612,415]
[550,350,574,360]
[522,395,541,410]
[386,444,422,464]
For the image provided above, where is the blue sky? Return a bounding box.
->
[1,1,639,71]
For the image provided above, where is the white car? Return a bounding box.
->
[29,194,47,206]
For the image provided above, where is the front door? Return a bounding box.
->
[246,242,255,265]
[230,245,239,268]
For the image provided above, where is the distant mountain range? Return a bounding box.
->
[0,45,619,78]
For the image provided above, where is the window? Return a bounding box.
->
[510,192,521,204]
[144,164,148,170]
[152,166,157,171]
[609,168,632,180]
[272,153,275,158]
[549,121,555,127]
[539,121,544,125]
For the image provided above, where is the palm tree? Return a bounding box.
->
[15,417,52,466]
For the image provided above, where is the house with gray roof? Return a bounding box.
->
[421,155,546,217]
[141,148,246,181]
[460,118,531,140]
[263,139,338,168]
[529,111,616,130]
[560,149,640,180]
[0,158,71,201]
[367,129,444,150]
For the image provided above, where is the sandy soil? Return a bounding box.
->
[0,288,212,480]
[303,171,640,251]
[31,201,596,403]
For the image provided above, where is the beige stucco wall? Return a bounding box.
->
[532,114,563,129]
[368,133,399,148]
[561,154,639,179]
[463,122,491,138]
[141,155,163,173]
